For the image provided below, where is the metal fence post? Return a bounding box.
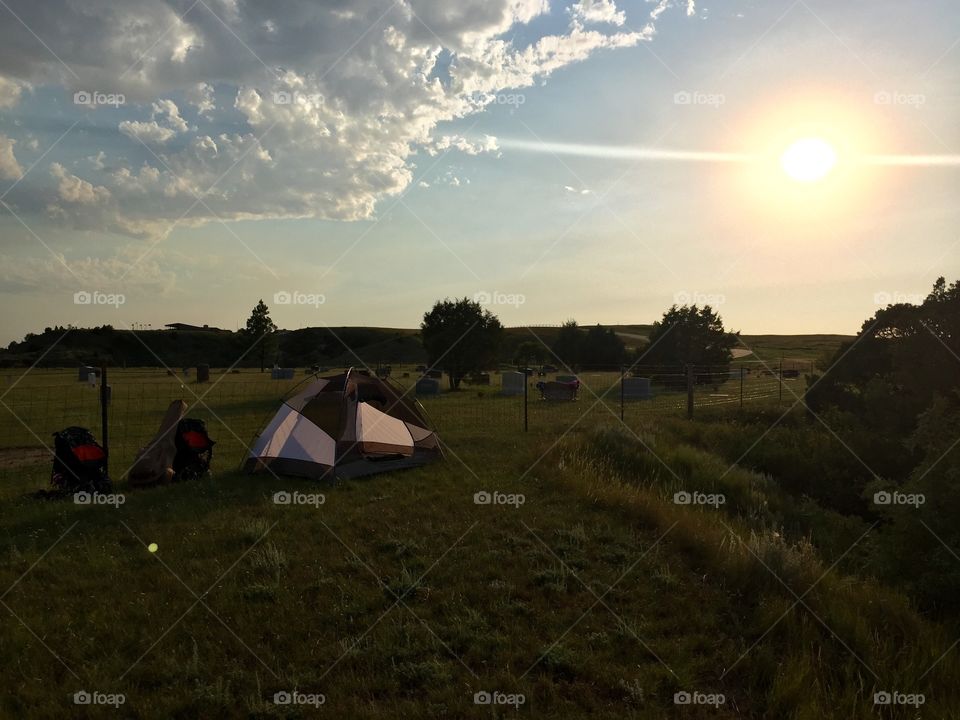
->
[686,365,694,420]
[523,370,528,432]
[100,365,109,476]
[779,358,783,406]
[620,365,625,422]
[740,366,744,409]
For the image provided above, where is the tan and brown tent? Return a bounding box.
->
[128,400,187,486]
[245,368,441,479]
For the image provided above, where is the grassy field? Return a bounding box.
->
[736,334,852,364]
[1,367,951,718]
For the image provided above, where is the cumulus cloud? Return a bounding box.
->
[649,0,673,23]
[50,162,111,204]
[0,134,22,180]
[0,76,26,109]
[0,0,691,237]
[428,134,500,156]
[185,82,215,116]
[569,0,626,27]
[118,99,189,145]
[88,150,106,170]
[152,99,189,133]
[118,120,177,145]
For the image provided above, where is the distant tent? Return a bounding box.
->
[245,368,442,479]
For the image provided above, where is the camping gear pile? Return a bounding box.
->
[173,418,215,480]
[128,400,215,486]
[50,426,111,495]
[36,366,436,497]
[246,368,442,479]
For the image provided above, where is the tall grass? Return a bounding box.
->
[557,427,960,718]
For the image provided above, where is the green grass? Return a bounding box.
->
[0,369,953,718]
[738,334,853,364]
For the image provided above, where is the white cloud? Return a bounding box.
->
[0,247,175,296]
[649,0,672,22]
[0,0,690,237]
[88,150,106,170]
[118,99,189,145]
[50,162,111,204]
[0,134,22,180]
[0,76,25,109]
[118,120,177,145]
[185,82,215,116]
[569,0,626,27]
[152,99,189,133]
[429,134,500,156]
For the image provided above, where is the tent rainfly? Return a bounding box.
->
[245,368,442,479]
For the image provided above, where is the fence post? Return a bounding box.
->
[620,365,625,422]
[740,366,744,409]
[686,365,694,420]
[523,370,528,432]
[778,358,783,406]
[100,365,109,476]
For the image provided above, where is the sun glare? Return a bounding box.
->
[780,137,837,183]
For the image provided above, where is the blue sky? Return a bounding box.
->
[0,0,957,343]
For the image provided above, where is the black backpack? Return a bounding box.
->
[51,427,111,494]
[172,419,215,480]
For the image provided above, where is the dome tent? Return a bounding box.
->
[245,368,441,479]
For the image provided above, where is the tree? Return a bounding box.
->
[807,277,960,426]
[513,341,545,367]
[421,298,503,390]
[644,305,737,372]
[243,299,278,372]
[552,320,584,371]
[582,324,626,368]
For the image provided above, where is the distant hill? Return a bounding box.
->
[0,324,852,369]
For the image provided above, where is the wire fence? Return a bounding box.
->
[0,363,807,495]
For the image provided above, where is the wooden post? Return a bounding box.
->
[100,365,109,477]
[686,365,694,420]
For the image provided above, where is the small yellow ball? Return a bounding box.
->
[148,543,158,553]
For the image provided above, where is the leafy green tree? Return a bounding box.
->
[876,397,960,617]
[644,305,738,370]
[243,299,278,372]
[582,324,626,368]
[807,277,960,426]
[513,341,545,367]
[552,320,584,371]
[421,298,503,389]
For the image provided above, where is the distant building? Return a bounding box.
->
[164,323,226,332]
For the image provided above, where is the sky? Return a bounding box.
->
[0,0,957,344]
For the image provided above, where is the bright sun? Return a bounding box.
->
[780,137,837,183]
